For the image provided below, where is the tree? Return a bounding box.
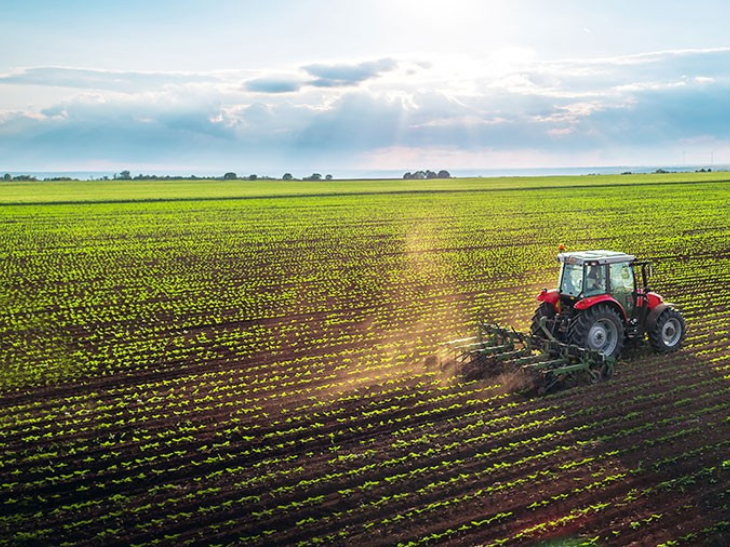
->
[282,173,293,180]
[248,174,258,181]
[118,170,131,180]
[223,172,237,180]
[2,173,11,181]
[308,173,322,181]
[404,169,451,179]
[325,174,333,181]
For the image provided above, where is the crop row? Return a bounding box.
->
[2,177,730,545]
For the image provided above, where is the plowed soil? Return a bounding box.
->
[1,177,729,546]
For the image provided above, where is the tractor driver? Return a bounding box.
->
[585,264,606,295]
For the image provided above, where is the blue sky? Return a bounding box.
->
[2,0,730,176]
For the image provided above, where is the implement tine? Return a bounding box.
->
[446,319,615,390]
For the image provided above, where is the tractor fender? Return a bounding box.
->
[574,294,628,321]
[637,290,664,309]
[537,288,560,310]
[646,303,672,331]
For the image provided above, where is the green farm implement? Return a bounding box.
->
[445,322,615,394]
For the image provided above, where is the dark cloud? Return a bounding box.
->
[0,95,238,168]
[577,82,730,146]
[240,58,400,95]
[294,92,405,151]
[244,77,303,94]
[303,58,398,87]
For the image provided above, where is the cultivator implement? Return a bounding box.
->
[445,323,615,394]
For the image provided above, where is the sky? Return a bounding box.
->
[2,0,730,177]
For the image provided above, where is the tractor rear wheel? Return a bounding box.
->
[530,302,556,341]
[649,308,686,352]
[567,304,624,359]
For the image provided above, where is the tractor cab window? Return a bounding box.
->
[584,264,607,297]
[609,262,634,292]
[610,262,635,315]
[560,264,583,296]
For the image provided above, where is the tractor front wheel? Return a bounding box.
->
[649,308,686,352]
[567,304,625,359]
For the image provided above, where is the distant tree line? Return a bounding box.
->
[111,171,335,181]
[223,172,333,181]
[403,170,451,179]
[3,173,40,181]
[0,170,336,182]
[3,173,80,181]
[109,172,250,181]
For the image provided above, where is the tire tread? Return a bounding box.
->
[566,304,625,358]
[648,307,686,353]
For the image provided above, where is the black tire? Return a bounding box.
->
[649,308,686,353]
[530,302,556,340]
[567,304,625,359]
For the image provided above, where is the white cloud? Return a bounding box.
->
[0,66,230,93]
[3,48,730,171]
[694,76,716,84]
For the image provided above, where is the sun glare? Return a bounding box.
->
[384,0,502,43]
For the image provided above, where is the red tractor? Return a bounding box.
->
[446,248,685,391]
[531,249,686,358]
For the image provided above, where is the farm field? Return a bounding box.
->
[1,174,729,546]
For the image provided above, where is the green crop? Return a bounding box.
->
[1,174,729,546]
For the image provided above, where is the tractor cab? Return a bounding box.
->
[534,248,684,359]
[557,250,638,318]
